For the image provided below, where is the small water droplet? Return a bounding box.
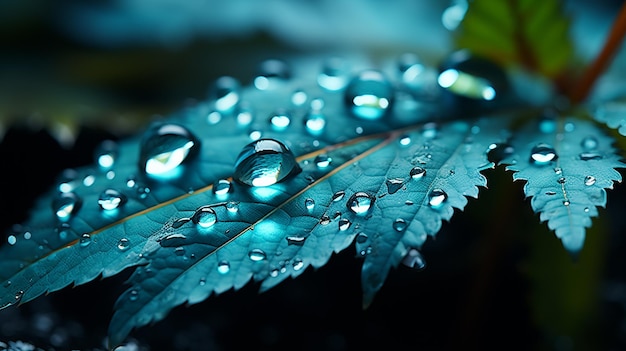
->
[332,191,346,202]
[95,139,118,170]
[286,235,306,246]
[314,154,332,168]
[316,56,350,91]
[584,207,590,213]
[291,89,308,106]
[402,248,426,269]
[546,191,557,196]
[213,179,233,197]
[98,189,127,211]
[129,289,139,301]
[7,235,16,245]
[140,123,199,177]
[206,110,222,125]
[410,166,426,180]
[530,143,558,165]
[254,59,291,90]
[248,249,267,261]
[52,192,82,221]
[3,280,11,288]
[405,200,414,206]
[338,218,352,231]
[347,192,374,215]
[393,218,407,232]
[319,215,331,225]
[399,135,411,146]
[579,152,603,161]
[557,177,566,184]
[563,200,571,206]
[386,178,404,194]
[192,206,217,228]
[304,111,326,136]
[217,260,230,274]
[293,258,304,271]
[234,138,300,187]
[344,70,393,120]
[584,175,596,186]
[117,238,130,251]
[269,109,291,130]
[174,247,185,256]
[226,201,239,213]
[356,232,369,244]
[305,198,315,211]
[428,189,447,208]
[209,76,240,113]
[80,233,92,247]
[581,136,598,150]
[236,104,255,127]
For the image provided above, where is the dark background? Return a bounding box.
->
[1,1,626,350]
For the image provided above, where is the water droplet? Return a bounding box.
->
[581,136,598,150]
[286,235,306,246]
[338,218,352,231]
[332,191,346,202]
[314,154,332,168]
[80,233,92,247]
[209,76,240,113]
[557,177,566,184]
[213,179,232,197]
[269,109,291,130]
[397,52,425,86]
[236,103,255,127]
[140,123,199,177]
[129,289,139,301]
[318,56,350,91]
[192,206,217,228]
[319,215,331,225]
[563,200,571,206]
[7,235,16,245]
[291,89,308,106]
[52,192,82,221]
[293,258,304,271]
[248,249,267,261]
[58,169,79,193]
[393,218,407,232]
[206,110,222,125]
[399,135,411,146]
[421,122,438,139]
[579,152,603,161]
[584,175,596,186]
[530,143,558,165]
[98,189,127,211]
[584,207,590,213]
[226,201,239,213]
[117,238,130,251]
[347,192,374,215]
[546,191,557,196]
[234,138,300,187]
[304,111,326,136]
[174,247,185,256]
[254,59,291,90]
[83,174,95,187]
[410,166,426,180]
[304,198,315,211]
[405,200,414,206]
[428,189,447,208]
[402,248,426,269]
[356,232,368,243]
[344,70,393,120]
[217,260,230,274]
[539,111,557,133]
[95,139,118,170]
[487,143,514,163]
[386,178,404,194]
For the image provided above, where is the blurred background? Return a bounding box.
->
[1,0,626,350]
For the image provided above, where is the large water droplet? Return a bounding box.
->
[347,192,374,215]
[254,59,291,90]
[318,56,350,91]
[192,206,217,228]
[410,166,426,180]
[95,139,118,170]
[428,189,447,208]
[213,179,233,198]
[344,70,393,120]
[402,248,426,269]
[234,138,300,187]
[140,123,199,177]
[209,76,240,113]
[248,248,267,261]
[52,192,82,221]
[217,260,230,274]
[98,189,127,211]
[530,143,558,165]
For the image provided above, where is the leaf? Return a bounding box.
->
[501,115,625,254]
[0,56,513,347]
[589,98,626,136]
[452,0,574,79]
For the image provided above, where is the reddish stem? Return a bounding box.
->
[569,1,626,103]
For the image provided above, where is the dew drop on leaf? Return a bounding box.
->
[209,76,240,113]
[314,154,332,168]
[332,191,346,202]
[421,122,438,139]
[393,218,407,232]
[213,179,233,198]
[7,235,16,245]
[410,166,426,180]
[52,192,82,221]
[192,206,217,228]
[347,192,374,215]
[304,111,326,136]
[79,233,92,247]
[269,109,291,131]
[95,139,118,170]
[530,143,558,165]
[291,89,308,106]
[236,104,254,127]
[233,138,300,187]
[248,249,267,261]
[318,56,350,91]
[254,59,291,90]
[338,218,352,231]
[428,189,447,208]
[399,135,411,146]
[584,175,596,186]
[98,189,127,211]
[386,178,404,194]
[129,289,139,301]
[226,201,239,213]
[304,198,315,211]
[344,69,393,120]
[581,136,599,150]
[293,258,304,271]
[319,215,331,225]
[140,123,199,178]
[217,260,230,274]
[286,235,306,246]
[402,248,426,270]
[579,152,603,161]
[117,238,130,251]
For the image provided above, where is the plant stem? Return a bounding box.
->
[569,1,626,103]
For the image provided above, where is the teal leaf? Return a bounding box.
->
[501,116,625,254]
[590,99,626,136]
